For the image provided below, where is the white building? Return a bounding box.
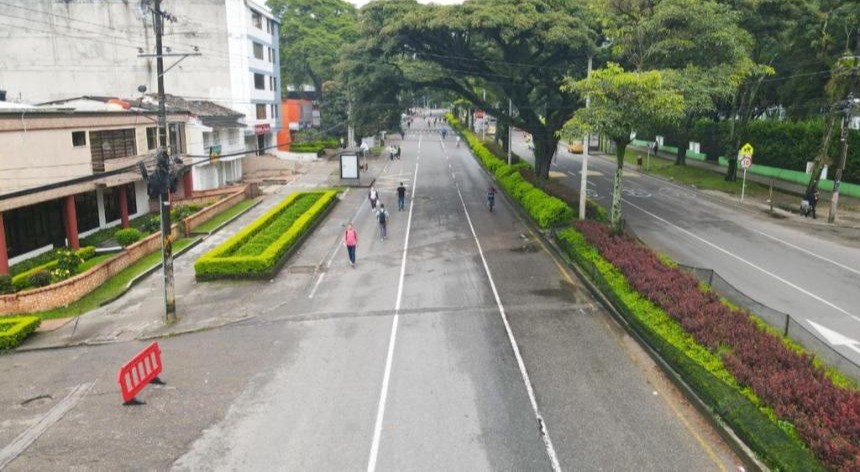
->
[0,0,282,162]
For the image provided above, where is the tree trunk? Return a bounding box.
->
[675,118,692,166]
[806,112,838,196]
[611,141,627,234]
[533,131,558,180]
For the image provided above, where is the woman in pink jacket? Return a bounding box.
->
[344,223,358,267]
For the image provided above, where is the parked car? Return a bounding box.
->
[567,140,584,153]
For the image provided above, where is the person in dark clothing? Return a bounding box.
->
[805,189,820,219]
[397,182,407,211]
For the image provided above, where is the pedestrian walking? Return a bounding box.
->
[368,186,379,210]
[344,223,358,267]
[395,145,402,160]
[376,204,389,239]
[397,182,406,211]
[388,145,396,160]
[804,189,820,219]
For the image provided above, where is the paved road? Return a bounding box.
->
[0,122,741,470]
[512,134,860,370]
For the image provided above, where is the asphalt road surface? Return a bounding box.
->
[511,134,860,370]
[0,121,742,471]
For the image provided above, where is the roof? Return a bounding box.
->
[145,94,246,128]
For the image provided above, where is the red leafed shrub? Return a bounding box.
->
[575,220,860,471]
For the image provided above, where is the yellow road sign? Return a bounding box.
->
[740,143,754,156]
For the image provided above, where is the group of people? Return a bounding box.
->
[387,145,402,160]
[343,182,409,268]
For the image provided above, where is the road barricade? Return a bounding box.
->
[117,342,164,404]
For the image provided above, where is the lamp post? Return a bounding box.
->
[578,55,592,220]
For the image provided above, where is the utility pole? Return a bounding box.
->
[579,55,592,220]
[153,0,175,322]
[507,99,513,165]
[827,46,859,224]
[482,89,487,142]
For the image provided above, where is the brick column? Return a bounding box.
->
[118,185,129,228]
[0,212,8,275]
[183,171,193,198]
[64,195,80,250]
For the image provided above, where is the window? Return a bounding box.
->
[168,123,186,155]
[256,104,267,120]
[271,104,279,119]
[72,131,86,147]
[254,73,265,90]
[253,42,264,60]
[89,129,137,172]
[252,11,262,29]
[75,191,99,232]
[146,127,158,150]
[268,47,275,63]
[269,76,277,91]
[3,200,65,258]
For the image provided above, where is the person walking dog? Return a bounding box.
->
[344,223,358,267]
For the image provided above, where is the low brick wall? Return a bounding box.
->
[183,189,246,236]
[0,225,181,316]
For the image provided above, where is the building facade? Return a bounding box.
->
[0,0,282,157]
[0,100,190,274]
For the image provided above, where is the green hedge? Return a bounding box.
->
[195,191,337,280]
[0,316,41,350]
[446,114,574,228]
[11,246,97,292]
[555,228,823,471]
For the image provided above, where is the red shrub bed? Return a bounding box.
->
[575,220,860,471]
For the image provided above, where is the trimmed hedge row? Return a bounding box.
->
[0,316,41,350]
[446,114,574,228]
[556,227,825,471]
[195,191,337,280]
[11,246,96,292]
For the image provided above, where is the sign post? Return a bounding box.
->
[340,152,360,180]
[739,143,754,202]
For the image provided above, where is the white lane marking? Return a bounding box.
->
[450,158,562,471]
[0,382,94,469]
[624,199,860,324]
[753,230,860,277]
[367,136,421,472]
[308,272,326,299]
[807,319,860,354]
[566,171,577,177]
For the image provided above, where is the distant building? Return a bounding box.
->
[0,98,191,274]
[0,0,282,155]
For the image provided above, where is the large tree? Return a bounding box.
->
[603,0,755,166]
[353,0,598,179]
[563,63,684,232]
[268,0,359,131]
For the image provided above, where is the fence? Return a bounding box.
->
[681,264,860,382]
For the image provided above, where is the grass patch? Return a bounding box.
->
[0,316,41,350]
[193,198,259,234]
[78,253,115,272]
[35,238,196,320]
[624,149,772,197]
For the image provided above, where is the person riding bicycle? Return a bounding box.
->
[487,185,496,211]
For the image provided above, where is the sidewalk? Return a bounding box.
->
[19,147,396,351]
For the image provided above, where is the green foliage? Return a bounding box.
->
[140,215,162,234]
[28,270,52,288]
[10,247,97,291]
[195,191,337,280]
[0,275,13,295]
[171,204,202,222]
[114,228,144,247]
[53,249,83,281]
[555,228,824,471]
[76,246,96,261]
[0,316,41,350]
[8,249,63,277]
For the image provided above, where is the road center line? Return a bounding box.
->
[753,229,860,276]
[450,152,562,471]
[624,199,860,323]
[367,135,421,472]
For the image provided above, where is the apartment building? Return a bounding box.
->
[0,99,191,274]
[0,0,282,161]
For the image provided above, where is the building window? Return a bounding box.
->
[168,122,186,155]
[269,76,276,91]
[72,131,86,147]
[254,73,265,90]
[252,11,262,29]
[253,42,264,60]
[256,104,267,120]
[89,129,137,172]
[270,47,276,63]
[75,191,99,232]
[270,104,279,119]
[146,127,158,150]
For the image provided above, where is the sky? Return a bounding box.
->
[348,0,464,6]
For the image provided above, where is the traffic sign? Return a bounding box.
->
[741,155,752,169]
[740,143,754,156]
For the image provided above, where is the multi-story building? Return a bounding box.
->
[0,98,191,274]
[0,0,282,162]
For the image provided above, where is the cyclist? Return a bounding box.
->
[487,185,496,212]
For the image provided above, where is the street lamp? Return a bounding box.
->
[579,40,612,221]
